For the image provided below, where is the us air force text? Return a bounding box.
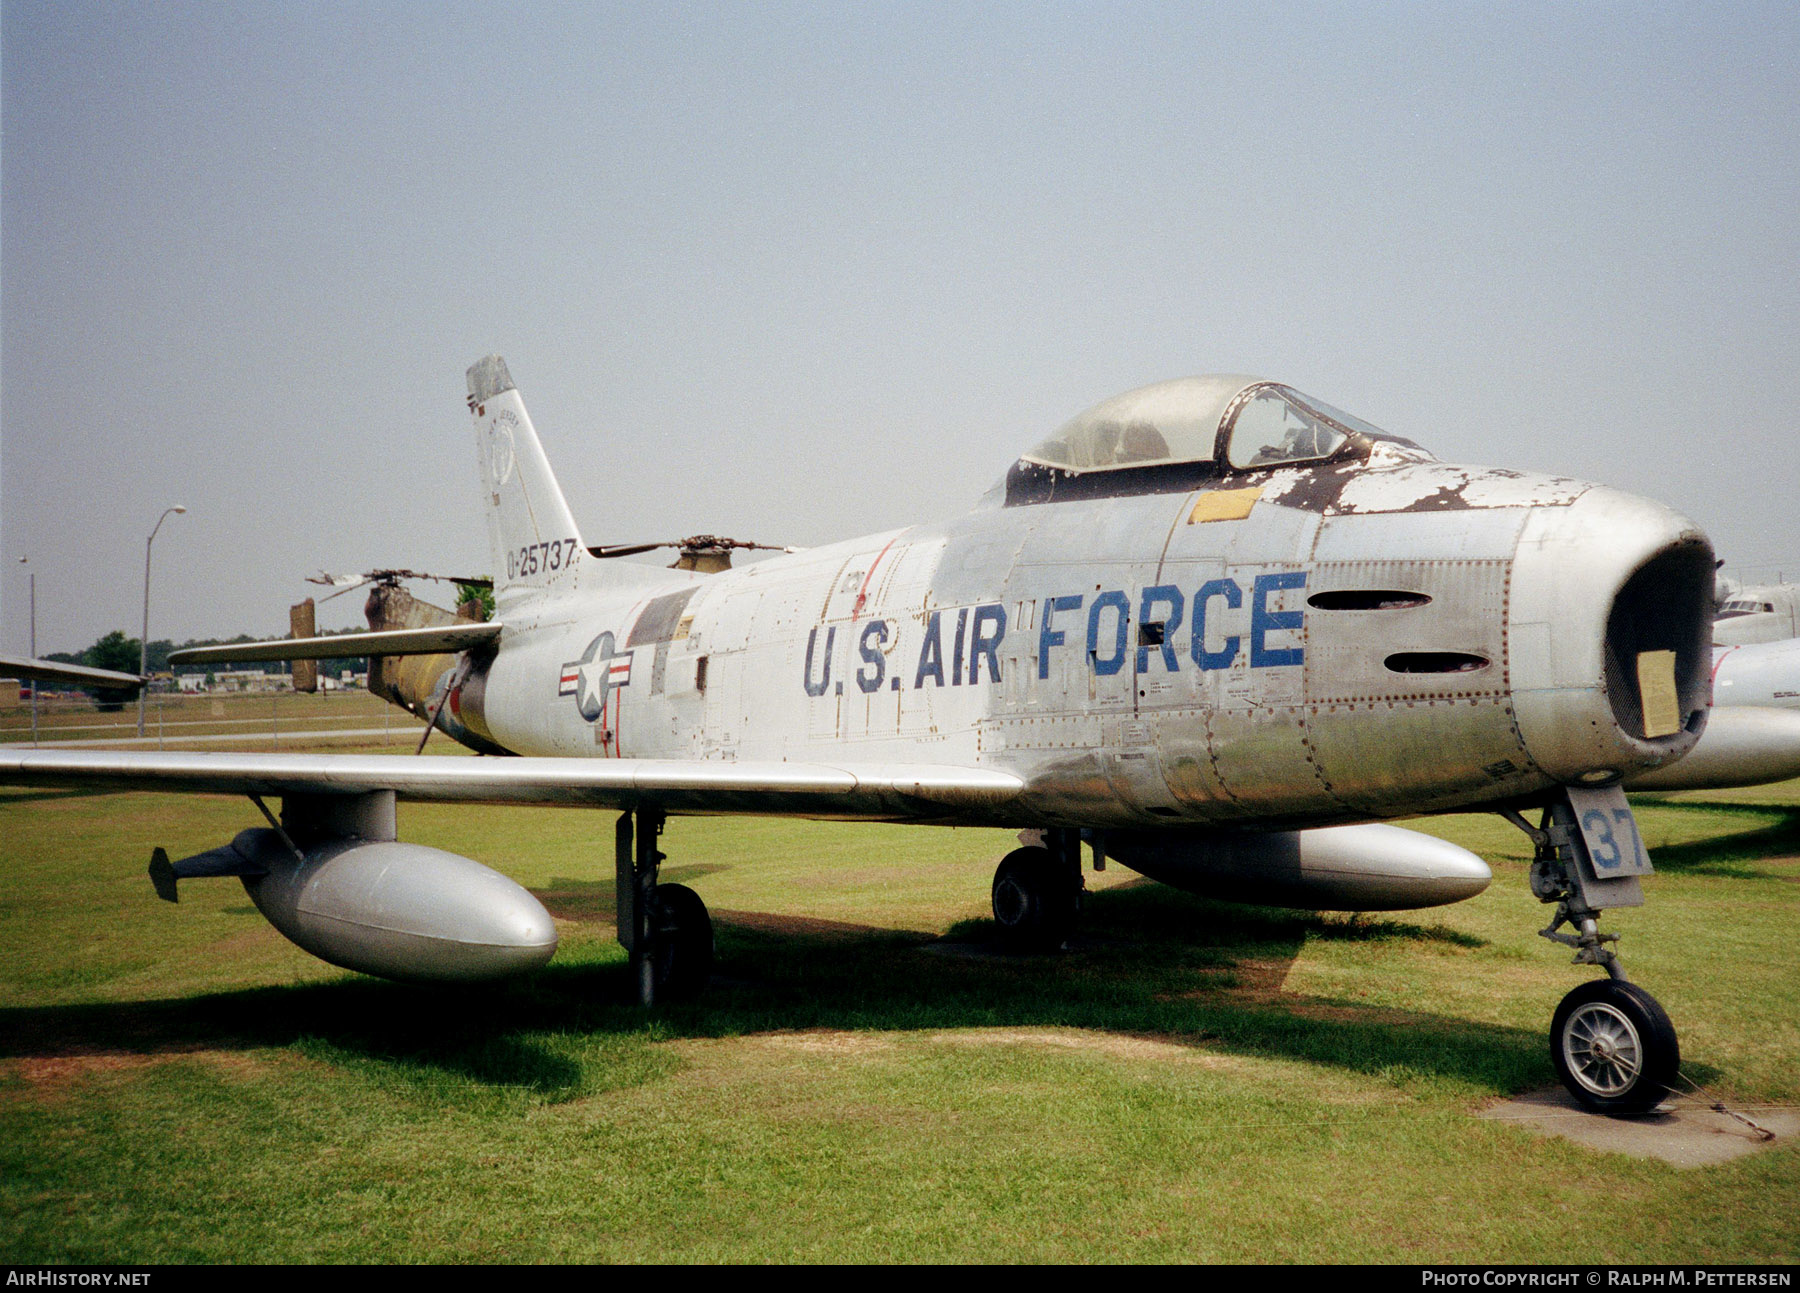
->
[802,572,1308,695]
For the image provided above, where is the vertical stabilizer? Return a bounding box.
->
[467,356,585,608]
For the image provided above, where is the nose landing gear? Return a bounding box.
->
[1505,786,1679,1115]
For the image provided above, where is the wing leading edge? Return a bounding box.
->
[0,749,1023,822]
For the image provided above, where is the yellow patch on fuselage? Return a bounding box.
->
[1188,487,1263,523]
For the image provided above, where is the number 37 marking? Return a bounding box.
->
[1581,808,1641,870]
[1566,786,1654,879]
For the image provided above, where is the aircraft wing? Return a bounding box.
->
[168,622,503,664]
[0,655,147,691]
[0,749,1023,820]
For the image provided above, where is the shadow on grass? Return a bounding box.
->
[533,862,726,921]
[1638,803,1800,877]
[0,786,131,805]
[954,878,1488,949]
[0,883,1567,1107]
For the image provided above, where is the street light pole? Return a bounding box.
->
[138,505,187,737]
[17,556,35,746]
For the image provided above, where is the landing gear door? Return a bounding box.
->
[1560,786,1651,908]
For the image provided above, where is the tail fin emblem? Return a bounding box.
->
[487,412,518,487]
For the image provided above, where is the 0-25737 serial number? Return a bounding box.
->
[508,537,581,579]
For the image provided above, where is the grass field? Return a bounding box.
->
[0,689,423,747]
[1,721,1796,1262]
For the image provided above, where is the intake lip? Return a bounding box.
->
[1602,539,1716,745]
[1507,487,1714,783]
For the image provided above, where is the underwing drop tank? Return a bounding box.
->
[149,793,556,983]
[248,833,555,981]
[1105,822,1492,911]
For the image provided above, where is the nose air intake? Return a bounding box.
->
[1603,542,1714,742]
[1509,489,1714,784]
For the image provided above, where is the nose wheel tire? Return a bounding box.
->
[1550,979,1679,1115]
[991,847,1081,953]
[649,882,714,1001]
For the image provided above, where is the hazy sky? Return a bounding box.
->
[4,2,1798,653]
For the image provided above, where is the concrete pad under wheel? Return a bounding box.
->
[1478,1087,1799,1168]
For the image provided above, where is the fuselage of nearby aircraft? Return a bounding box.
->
[1714,582,1800,646]
[1711,637,1800,709]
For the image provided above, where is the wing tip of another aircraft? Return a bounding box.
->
[0,654,146,691]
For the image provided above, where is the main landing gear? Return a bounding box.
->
[1504,786,1679,1115]
[991,828,1086,952]
[616,807,714,1005]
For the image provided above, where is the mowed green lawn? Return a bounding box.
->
[0,689,422,746]
[2,757,1797,1263]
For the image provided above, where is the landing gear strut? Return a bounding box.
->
[616,807,713,1004]
[991,828,1085,952]
[1504,786,1679,1115]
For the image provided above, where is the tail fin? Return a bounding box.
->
[467,356,586,607]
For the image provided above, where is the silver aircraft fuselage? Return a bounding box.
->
[448,379,1716,833]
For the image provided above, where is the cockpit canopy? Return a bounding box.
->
[1021,376,1403,474]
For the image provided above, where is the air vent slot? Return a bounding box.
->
[1384,651,1488,674]
[1308,590,1431,610]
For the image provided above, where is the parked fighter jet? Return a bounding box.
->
[1,359,1722,1115]
[1714,582,1800,646]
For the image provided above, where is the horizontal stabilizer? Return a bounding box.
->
[0,654,146,691]
[169,623,502,665]
[0,750,1023,821]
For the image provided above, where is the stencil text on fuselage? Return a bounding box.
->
[802,572,1307,695]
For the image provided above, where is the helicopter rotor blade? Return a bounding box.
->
[587,541,678,560]
[318,580,375,603]
[587,536,794,559]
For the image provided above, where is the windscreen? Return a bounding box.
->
[1224,387,1356,468]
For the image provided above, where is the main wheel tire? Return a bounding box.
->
[1550,979,1679,1116]
[649,882,714,1002]
[991,847,1081,953]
